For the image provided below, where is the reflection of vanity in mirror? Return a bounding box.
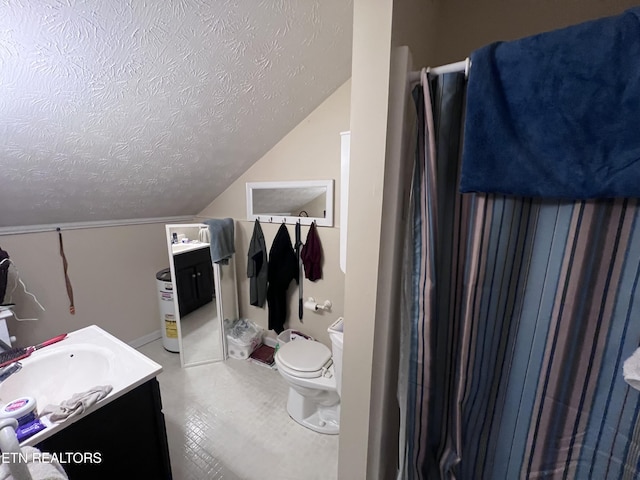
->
[165,224,239,367]
[246,180,334,226]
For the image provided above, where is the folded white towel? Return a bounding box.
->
[623,348,640,391]
[40,385,113,422]
[0,446,68,480]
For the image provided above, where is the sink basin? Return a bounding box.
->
[0,344,117,409]
[172,242,209,255]
[0,325,162,446]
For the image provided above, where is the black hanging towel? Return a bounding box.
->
[267,224,298,333]
[247,219,268,307]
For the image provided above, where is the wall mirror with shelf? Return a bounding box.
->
[165,224,239,367]
[246,180,334,226]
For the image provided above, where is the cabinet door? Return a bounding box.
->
[37,379,173,479]
[195,261,214,305]
[172,247,215,313]
[175,266,198,316]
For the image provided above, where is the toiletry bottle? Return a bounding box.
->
[0,397,37,426]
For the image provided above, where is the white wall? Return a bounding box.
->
[198,80,351,347]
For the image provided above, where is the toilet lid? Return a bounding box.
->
[277,339,331,373]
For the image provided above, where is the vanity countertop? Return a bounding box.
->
[171,242,210,256]
[0,325,162,447]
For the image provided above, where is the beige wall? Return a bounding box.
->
[341,1,440,477]
[0,223,171,347]
[340,0,443,476]
[338,0,394,478]
[198,80,351,347]
[432,0,637,66]
[392,0,439,68]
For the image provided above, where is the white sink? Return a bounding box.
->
[0,344,117,409]
[0,325,162,446]
[172,242,209,255]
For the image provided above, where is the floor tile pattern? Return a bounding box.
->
[138,339,338,480]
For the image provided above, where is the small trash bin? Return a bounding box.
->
[156,268,179,353]
[225,319,263,359]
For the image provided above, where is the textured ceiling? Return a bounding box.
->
[0,0,353,228]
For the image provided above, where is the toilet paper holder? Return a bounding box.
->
[304,297,332,312]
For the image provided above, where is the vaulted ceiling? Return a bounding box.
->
[0,0,353,228]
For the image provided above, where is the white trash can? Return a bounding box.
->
[225,318,263,359]
[156,268,179,353]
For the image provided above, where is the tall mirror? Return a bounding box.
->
[165,224,238,367]
[246,180,334,226]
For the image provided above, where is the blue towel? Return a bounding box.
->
[204,218,235,264]
[461,8,640,199]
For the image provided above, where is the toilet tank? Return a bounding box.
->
[327,317,344,396]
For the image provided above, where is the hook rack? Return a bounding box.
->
[252,216,323,227]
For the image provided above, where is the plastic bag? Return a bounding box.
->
[225,318,262,344]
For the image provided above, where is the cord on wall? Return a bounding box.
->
[0,257,45,321]
[57,228,75,315]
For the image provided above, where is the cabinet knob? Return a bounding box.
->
[192,274,196,278]
[197,272,201,276]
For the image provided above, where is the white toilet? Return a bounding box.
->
[274,317,344,434]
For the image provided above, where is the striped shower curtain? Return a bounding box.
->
[399,71,640,479]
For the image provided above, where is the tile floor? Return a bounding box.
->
[138,339,339,480]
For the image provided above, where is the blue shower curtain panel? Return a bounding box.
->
[400,71,640,479]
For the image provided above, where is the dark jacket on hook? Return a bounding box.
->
[301,222,322,281]
[267,224,298,333]
[247,220,268,308]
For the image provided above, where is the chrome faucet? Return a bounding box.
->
[0,362,21,383]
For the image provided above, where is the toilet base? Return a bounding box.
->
[286,387,340,435]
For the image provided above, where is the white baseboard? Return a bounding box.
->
[129,329,162,348]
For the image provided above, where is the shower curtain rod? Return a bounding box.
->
[407,58,470,83]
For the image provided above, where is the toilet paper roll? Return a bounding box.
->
[303,300,318,311]
[623,347,640,391]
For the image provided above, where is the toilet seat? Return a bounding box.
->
[276,340,331,379]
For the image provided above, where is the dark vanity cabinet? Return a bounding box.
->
[37,378,172,479]
[173,247,214,316]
